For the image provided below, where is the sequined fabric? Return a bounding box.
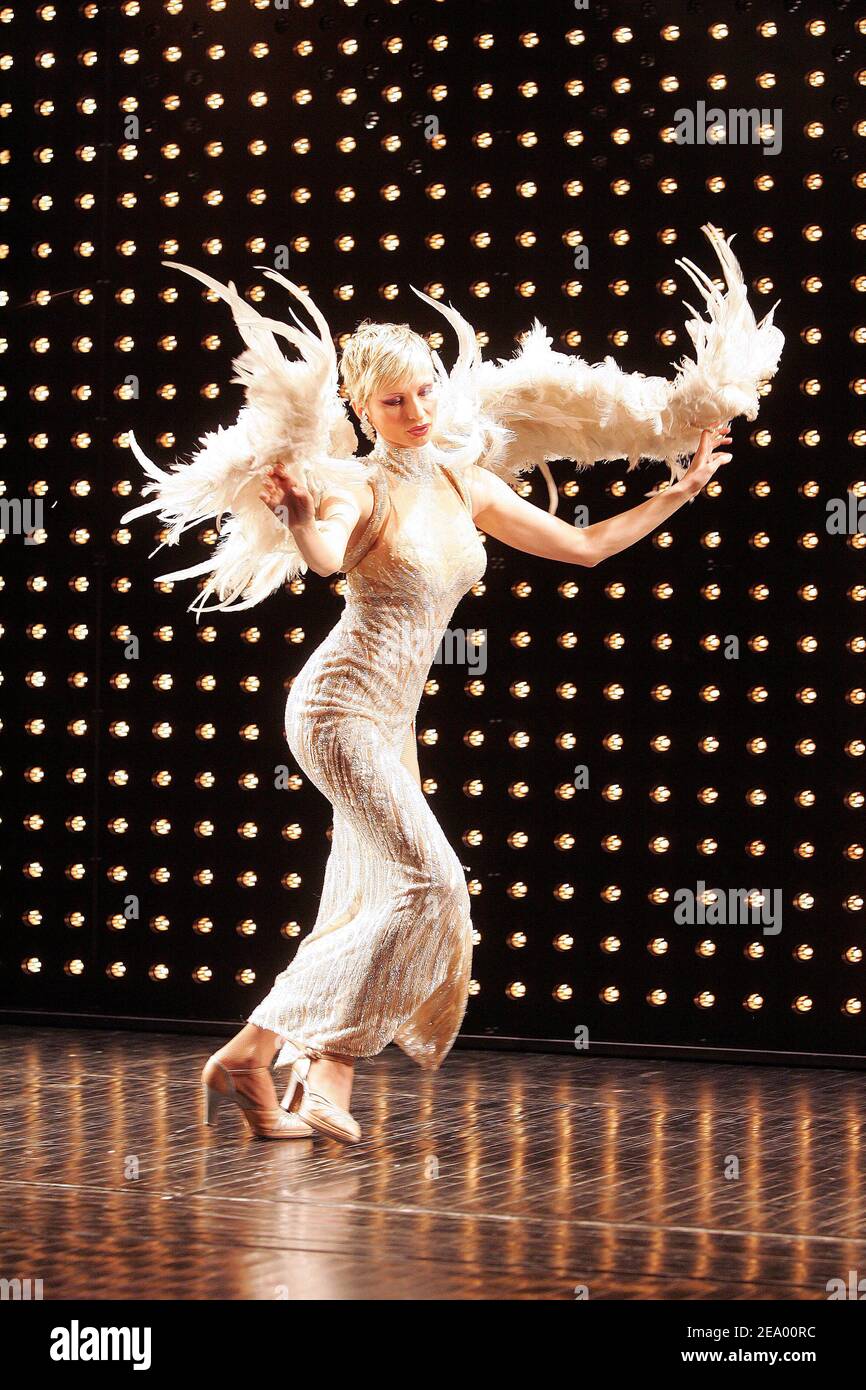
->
[247,435,488,1071]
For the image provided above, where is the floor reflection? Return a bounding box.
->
[1,1027,863,1299]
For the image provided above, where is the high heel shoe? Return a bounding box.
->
[201,1055,314,1140]
[280,1053,362,1146]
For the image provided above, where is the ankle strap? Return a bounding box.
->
[279,1037,323,1064]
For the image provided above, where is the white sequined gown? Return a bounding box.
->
[246,434,487,1071]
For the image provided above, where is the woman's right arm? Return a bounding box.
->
[259,470,362,577]
[292,492,362,577]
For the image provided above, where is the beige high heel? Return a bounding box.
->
[201,1055,314,1141]
[279,1047,361,1146]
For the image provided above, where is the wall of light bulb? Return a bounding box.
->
[5,0,865,1060]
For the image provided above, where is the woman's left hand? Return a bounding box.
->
[680,422,733,496]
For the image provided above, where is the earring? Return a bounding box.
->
[360,411,376,443]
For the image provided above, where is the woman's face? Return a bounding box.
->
[357,370,439,448]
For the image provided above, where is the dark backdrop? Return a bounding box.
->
[3,0,863,1063]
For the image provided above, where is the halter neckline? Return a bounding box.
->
[368,433,440,482]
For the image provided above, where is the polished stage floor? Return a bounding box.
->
[1,1026,864,1300]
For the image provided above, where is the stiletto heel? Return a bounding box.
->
[201,1054,314,1141]
[279,1051,361,1145]
[202,1079,223,1127]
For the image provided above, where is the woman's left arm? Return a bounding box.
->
[470,424,731,568]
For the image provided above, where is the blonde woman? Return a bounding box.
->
[121,226,782,1144]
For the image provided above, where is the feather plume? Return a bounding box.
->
[123,223,784,621]
[120,262,372,620]
[413,222,784,511]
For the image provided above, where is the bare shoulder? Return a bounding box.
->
[466,462,516,520]
[317,476,375,528]
[466,462,495,519]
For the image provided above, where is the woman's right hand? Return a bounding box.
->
[258,467,317,529]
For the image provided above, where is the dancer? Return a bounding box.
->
[121,225,783,1142]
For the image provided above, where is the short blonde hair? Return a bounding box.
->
[339,319,435,414]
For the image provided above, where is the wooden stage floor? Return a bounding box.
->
[1,1026,864,1300]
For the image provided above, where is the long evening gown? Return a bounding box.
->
[246,433,487,1071]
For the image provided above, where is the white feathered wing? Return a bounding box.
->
[120,261,370,621]
[414,222,784,513]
